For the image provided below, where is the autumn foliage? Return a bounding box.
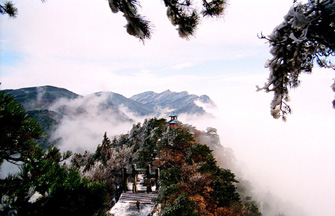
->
[153,127,261,216]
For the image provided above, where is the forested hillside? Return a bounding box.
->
[1,92,261,215]
[71,118,262,215]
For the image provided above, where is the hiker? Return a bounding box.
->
[136,200,140,212]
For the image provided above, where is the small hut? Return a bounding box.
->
[168,112,182,128]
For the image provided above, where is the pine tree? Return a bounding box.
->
[108,0,227,41]
[258,0,335,120]
[0,1,17,17]
[0,91,43,165]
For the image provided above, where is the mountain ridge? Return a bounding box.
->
[3,85,215,148]
[4,85,215,116]
[130,89,215,115]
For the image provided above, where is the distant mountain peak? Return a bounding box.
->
[5,86,215,117]
[130,89,215,115]
[4,85,80,111]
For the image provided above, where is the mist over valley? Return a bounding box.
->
[2,85,311,216]
[4,85,215,152]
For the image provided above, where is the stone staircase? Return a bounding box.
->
[110,172,159,215]
[118,192,158,204]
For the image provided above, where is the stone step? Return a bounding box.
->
[118,192,158,204]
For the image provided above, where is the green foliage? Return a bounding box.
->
[161,167,183,185]
[136,138,156,167]
[117,134,130,147]
[37,171,108,216]
[0,91,43,165]
[19,147,72,193]
[244,199,262,216]
[94,132,112,165]
[131,118,167,166]
[27,110,58,130]
[27,110,61,149]
[162,193,199,216]
[172,127,195,145]
[157,184,179,203]
[161,127,195,151]
[185,142,212,163]
[212,178,240,207]
[0,93,108,215]
[0,146,108,216]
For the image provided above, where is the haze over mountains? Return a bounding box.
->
[5,85,215,116]
[4,85,215,151]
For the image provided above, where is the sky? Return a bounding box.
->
[1,0,335,215]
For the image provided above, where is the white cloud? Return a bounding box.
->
[171,62,194,70]
[48,93,147,153]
